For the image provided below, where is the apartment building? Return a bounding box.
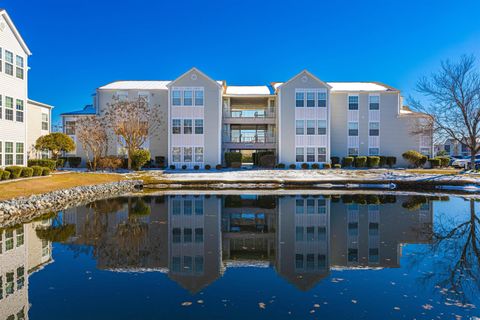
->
[61,68,432,168]
[0,9,53,167]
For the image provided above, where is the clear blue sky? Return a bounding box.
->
[3,0,480,123]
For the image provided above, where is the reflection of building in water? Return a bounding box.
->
[62,194,433,292]
[0,219,52,320]
[221,195,277,265]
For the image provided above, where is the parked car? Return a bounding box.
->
[452,155,480,168]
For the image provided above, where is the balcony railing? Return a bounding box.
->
[223,133,276,144]
[223,110,275,119]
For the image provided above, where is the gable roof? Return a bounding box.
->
[275,70,332,91]
[225,85,274,96]
[167,67,223,88]
[0,9,31,55]
[272,81,398,92]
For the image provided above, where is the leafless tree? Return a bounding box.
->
[75,116,108,171]
[410,55,480,168]
[103,96,164,169]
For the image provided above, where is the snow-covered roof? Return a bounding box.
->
[0,9,31,55]
[28,99,54,109]
[60,105,96,116]
[99,81,171,90]
[272,81,396,92]
[225,85,273,96]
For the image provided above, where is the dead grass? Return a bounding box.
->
[0,172,125,201]
[405,168,462,175]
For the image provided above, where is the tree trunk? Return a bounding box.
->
[471,148,477,170]
[127,150,132,170]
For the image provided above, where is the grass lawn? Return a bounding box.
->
[0,172,126,201]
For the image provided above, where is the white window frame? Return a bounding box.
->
[194,147,204,162]
[172,147,181,162]
[296,147,304,162]
[5,96,13,121]
[183,147,193,162]
[4,142,13,165]
[172,119,181,134]
[348,95,359,110]
[317,120,327,135]
[15,142,24,165]
[306,120,316,135]
[306,147,315,162]
[15,99,24,123]
[194,119,204,134]
[348,122,359,136]
[15,55,24,80]
[369,95,380,110]
[42,113,49,131]
[295,120,304,135]
[4,50,13,76]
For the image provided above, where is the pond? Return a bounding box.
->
[1,192,479,319]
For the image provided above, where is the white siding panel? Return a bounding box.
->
[348,136,359,148]
[347,110,359,122]
[369,110,380,122]
[368,136,380,148]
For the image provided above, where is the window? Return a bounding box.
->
[0,48,2,72]
[369,148,380,156]
[16,55,24,79]
[194,90,204,106]
[306,120,315,135]
[16,227,24,247]
[348,222,359,236]
[5,50,13,76]
[317,120,327,135]
[296,147,304,162]
[116,91,128,101]
[183,147,192,162]
[16,267,24,290]
[184,256,193,271]
[306,91,315,107]
[172,199,181,215]
[0,95,2,119]
[295,254,304,269]
[172,119,181,134]
[172,256,181,271]
[318,254,326,267]
[348,148,359,156]
[295,92,304,107]
[65,121,75,135]
[16,143,24,165]
[369,222,379,236]
[348,248,358,262]
[5,230,13,251]
[195,228,203,243]
[318,147,326,162]
[420,147,431,157]
[348,95,359,110]
[16,99,23,122]
[0,141,2,167]
[318,198,326,213]
[295,120,304,135]
[5,96,13,121]
[307,147,315,162]
[184,200,192,215]
[183,119,192,134]
[317,92,327,107]
[6,272,13,295]
[295,199,304,214]
[183,90,193,106]
[348,122,359,136]
[42,113,49,130]
[306,227,315,241]
[195,256,204,273]
[172,90,181,106]
[172,147,181,162]
[369,248,379,263]
[369,122,379,136]
[369,95,380,110]
[307,199,315,213]
[194,199,203,215]
[184,228,192,243]
[5,142,13,165]
[194,119,203,134]
[194,147,204,162]
[172,228,181,243]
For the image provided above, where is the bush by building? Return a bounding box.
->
[342,157,354,167]
[402,150,427,167]
[28,159,57,171]
[367,156,380,168]
[21,167,34,178]
[225,152,242,167]
[330,156,340,165]
[354,156,367,168]
[131,149,151,171]
[31,166,44,176]
[5,166,23,179]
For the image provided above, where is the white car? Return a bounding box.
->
[452,156,480,168]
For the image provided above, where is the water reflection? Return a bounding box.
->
[0,217,52,320]
[57,194,436,293]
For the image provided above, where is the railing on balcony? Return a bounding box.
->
[224,109,275,119]
[223,133,276,144]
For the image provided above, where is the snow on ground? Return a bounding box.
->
[127,169,480,184]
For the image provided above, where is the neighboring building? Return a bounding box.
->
[435,138,471,157]
[61,68,432,168]
[0,9,53,167]
[27,99,53,159]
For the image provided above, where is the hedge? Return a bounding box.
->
[379,156,387,167]
[169,165,176,170]
[225,152,242,167]
[355,156,367,168]
[330,157,340,165]
[42,167,51,176]
[131,150,151,171]
[21,167,34,178]
[342,157,354,167]
[301,163,309,169]
[367,156,380,168]
[428,158,441,168]
[311,163,320,169]
[323,163,331,169]
[289,164,297,169]
[205,164,211,170]
[216,164,222,170]
[276,163,286,169]
[1,170,11,180]
[28,159,57,171]
[333,164,342,169]
[438,156,450,167]
[67,157,82,168]
[386,156,397,168]
[5,166,23,179]
[402,150,427,167]
[31,166,44,176]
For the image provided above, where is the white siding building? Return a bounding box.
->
[61,68,432,168]
[0,9,53,168]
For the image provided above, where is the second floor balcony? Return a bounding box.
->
[223,108,276,124]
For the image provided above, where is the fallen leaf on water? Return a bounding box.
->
[181,302,192,307]
[197,300,204,304]
[259,302,266,309]
[351,300,357,304]
[313,304,320,308]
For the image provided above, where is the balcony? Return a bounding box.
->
[223,132,276,149]
[223,109,276,124]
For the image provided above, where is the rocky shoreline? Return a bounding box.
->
[0,180,143,227]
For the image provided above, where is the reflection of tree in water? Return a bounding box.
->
[35,212,76,242]
[412,198,480,306]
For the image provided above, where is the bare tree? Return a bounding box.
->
[76,116,108,171]
[103,96,164,169]
[410,55,480,169]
